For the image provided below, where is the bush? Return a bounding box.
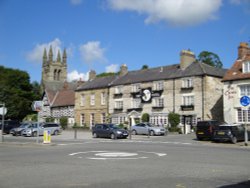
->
[168,112,180,128]
[141,113,150,122]
[60,117,68,130]
[46,117,55,123]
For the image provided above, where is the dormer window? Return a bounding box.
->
[243,61,250,73]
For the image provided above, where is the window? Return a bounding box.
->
[115,100,123,109]
[182,78,193,88]
[154,98,164,107]
[131,84,140,93]
[239,85,250,96]
[115,86,123,94]
[237,108,250,123]
[243,61,250,73]
[101,113,106,123]
[101,92,106,105]
[149,114,168,126]
[80,94,85,106]
[182,95,194,105]
[153,81,164,91]
[90,113,95,127]
[80,114,85,126]
[90,94,95,106]
[131,99,141,108]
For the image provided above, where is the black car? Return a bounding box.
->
[92,124,128,139]
[196,120,222,140]
[213,124,250,144]
[0,120,20,134]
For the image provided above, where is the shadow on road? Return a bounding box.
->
[219,180,250,188]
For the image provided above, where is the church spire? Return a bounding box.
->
[49,45,53,61]
[57,50,61,62]
[63,48,67,64]
[43,48,47,66]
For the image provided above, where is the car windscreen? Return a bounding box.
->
[216,126,232,130]
[108,124,119,129]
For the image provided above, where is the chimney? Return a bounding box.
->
[120,64,128,76]
[180,50,196,70]
[89,70,96,81]
[238,42,249,60]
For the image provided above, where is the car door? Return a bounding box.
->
[141,123,149,134]
[135,124,144,134]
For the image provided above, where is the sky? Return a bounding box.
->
[0,0,250,83]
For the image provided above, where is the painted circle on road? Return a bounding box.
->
[95,152,138,157]
[69,151,166,160]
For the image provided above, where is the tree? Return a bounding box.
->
[198,51,223,68]
[96,72,117,78]
[168,112,180,129]
[0,66,41,121]
[141,65,149,70]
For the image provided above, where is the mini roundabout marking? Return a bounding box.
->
[69,151,167,160]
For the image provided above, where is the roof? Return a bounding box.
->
[111,62,227,86]
[222,54,250,82]
[76,75,117,91]
[42,80,79,91]
[52,89,75,107]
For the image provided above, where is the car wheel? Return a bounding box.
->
[110,133,116,139]
[54,130,59,136]
[231,136,237,144]
[132,130,137,135]
[150,130,155,136]
[32,131,37,137]
[93,132,98,138]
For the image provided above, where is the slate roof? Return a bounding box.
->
[76,75,117,91]
[111,62,227,86]
[222,54,250,82]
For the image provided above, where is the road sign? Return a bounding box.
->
[240,96,250,107]
[0,107,7,115]
[31,101,43,112]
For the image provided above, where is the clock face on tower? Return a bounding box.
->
[141,89,152,102]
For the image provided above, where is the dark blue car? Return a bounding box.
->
[92,124,128,139]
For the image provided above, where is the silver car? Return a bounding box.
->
[131,123,166,136]
[22,123,62,137]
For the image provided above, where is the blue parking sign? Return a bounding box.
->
[240,96,250,107]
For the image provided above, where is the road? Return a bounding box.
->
[0,132,250,188]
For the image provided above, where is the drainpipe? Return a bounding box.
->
[201,76,205,120]
[173,79,175,113]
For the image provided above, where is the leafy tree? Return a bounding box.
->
[141,65,149,70]
[0,66,41,121]
[198,51,223,68]
[141,113,149,122]
[60,117,68,130]
[168,112,180,128]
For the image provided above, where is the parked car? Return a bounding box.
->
[10,122,33,136]
[213,123,250,144]
[22,122,61,137]
[131,123,166,136]
[92,124,128,139]
[196,120,222,140]
[0,120,20,134]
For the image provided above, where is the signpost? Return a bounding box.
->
[32,101,43,144]
[240,96,250,146]
[0,103,7,143]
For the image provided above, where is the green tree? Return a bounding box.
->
[0,66,41,121]
[141,113,150,122]
[96,72,117,78]
[60,117,68,130]
[198,51,223,68]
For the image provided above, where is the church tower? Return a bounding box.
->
[41,46,67,92]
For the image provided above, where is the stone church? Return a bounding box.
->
[39,46,81,126]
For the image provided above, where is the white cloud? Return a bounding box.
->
[105,64,119,73]
[67,70,89,81]
[79,41,106,64]
[107,0,222,26]
[70,0,82,5]
[26,38,63,63]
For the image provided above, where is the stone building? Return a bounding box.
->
[39,46,79,126]
[222,42,250,124]
[74,70,117,128]
[109,50,227,131]
[74,50,227,131]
